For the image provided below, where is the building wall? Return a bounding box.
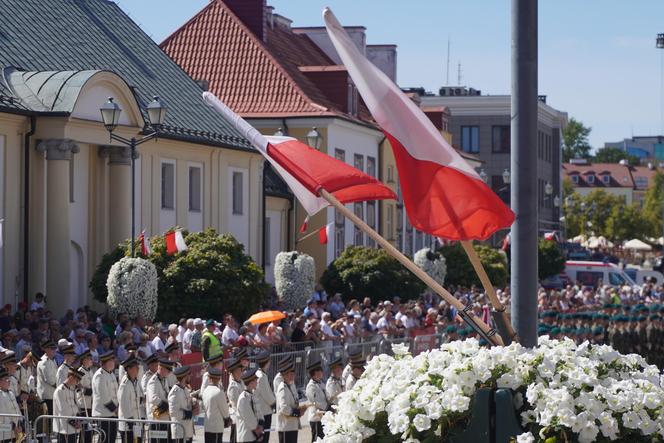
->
[265,196,291,284]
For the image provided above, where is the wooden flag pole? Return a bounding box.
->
[319,189,504,347]
[296,229,320,244]
[460,240,519,344]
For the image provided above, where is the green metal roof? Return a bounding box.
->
[0,0,252,151]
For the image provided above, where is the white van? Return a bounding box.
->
[564,261,637,289]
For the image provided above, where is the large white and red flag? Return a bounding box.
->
[202,93,395,216]
[324,9,514,241]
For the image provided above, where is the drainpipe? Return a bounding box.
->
[261,161,267,272]
[23,115,36,304]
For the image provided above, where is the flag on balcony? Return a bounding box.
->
[324,8,514,241]
[165,229,188,255]
[139,230,152,256]
[203,93,396,217]
[319,222,333,244]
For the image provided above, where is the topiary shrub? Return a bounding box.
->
[274,251,315,310]
[107,257,158,321]
[413,247,447,288]
[438,242,508,288]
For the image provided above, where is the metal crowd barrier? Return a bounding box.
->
[33,415,186,443]
[0,413,28,443]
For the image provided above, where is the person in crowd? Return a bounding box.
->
[236,367,263,443]
[253,351,275,443]
[53,367,81,443]
[118,355,144,443]
[305,358,328,442]
[37,340,58,415]
[202,320,223,362]
[141,354,159,394]
[92,351,118,443]
[146,359,174,443]
[325,356,344,407]
[168,366,196,443]
[275,358,302,443]
[201,367,231,443]
[226,358,244,443]
[189,319,205,353]
[56,344,77,386]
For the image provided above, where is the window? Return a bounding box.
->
[161,162,175,209]
[577,271,603,288]
[354,203,364,246]
[188,166,202,212]
[460,126,479,153]
[571,175,579,184]
[354,154,364,172]
[601,174,610,185]
[635,176,648,189]
[366,201,376,247]
[264,217,271,265]
[334,148,345,162]
[232,171,243,214]
[397,202,404,252]
[404,217,413,256]
[387,205,394,240]
[492,126,510,153]
[587,175,595,184]
[387,165,395,183]
[367,156,376,178]
[609,272,626,286]
[335,208,345,258]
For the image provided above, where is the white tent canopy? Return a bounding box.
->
[623,239,652,251]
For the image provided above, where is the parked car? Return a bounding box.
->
[624,267,664,286]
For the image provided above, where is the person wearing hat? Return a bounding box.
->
[53,367,83,443]
[17,351,37,401]
[305,358,328,441]
[253,351,275,443]
[275,359,303,443]
[56,344,77,386]
[325,356,344,407]
[232,347,250,370]
[202,320,222,362]
[345,357,365,391]
[164,342,181,391]
[37,340,58,415]
[342,350,363,382]
[1,351,19,399]
[92,351,119,443]
[76,350,94,423]
[146,359,174,443]
[272,356,292,394]
[0,366,22,442]
[200,354,224,393]
[226,358,244,443]
[118,356,145,443]
[236,368,264,443]
[141,354,159,394]
[152,327,169,355]
[201,367,231,443]
[168,366,196,443]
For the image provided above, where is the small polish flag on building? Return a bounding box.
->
[165,229,188,255]
[139,230,152,256]
[318,222,333,244]
[299,215,310,234]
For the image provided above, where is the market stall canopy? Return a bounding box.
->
[623,239,652,251]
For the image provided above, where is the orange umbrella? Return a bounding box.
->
[248,310,286,325]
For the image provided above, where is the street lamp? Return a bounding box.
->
[99,96,167,257]
[273,127,285,137]
[502,168,511,184]
[553,195,560,207]
[306,127,322,150]
[544,182,553,196]
[479,169,488,183]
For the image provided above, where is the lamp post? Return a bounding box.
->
[99,96,167,257]
[658,34,664,240]
[306,127,322,150]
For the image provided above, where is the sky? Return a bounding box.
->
[117,0,664,150]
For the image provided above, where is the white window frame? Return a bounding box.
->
[587,175,595,184]
[232,170,244,215]
[161,159,176,210]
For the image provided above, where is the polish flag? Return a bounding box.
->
[165,229,188,255]
[324,9,514,241]
[139,230,152,256]
[544,231,558,242]
[501,233,511,251]
[319,223,333,244]
[203,93,395,217]
[299,215,310,234]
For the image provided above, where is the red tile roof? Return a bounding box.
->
[563,162,657,189]
[160,0,370,122]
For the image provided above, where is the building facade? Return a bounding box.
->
[605,136,664,161]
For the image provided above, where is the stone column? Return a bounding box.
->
[99,146,132,247]
[36,139,79,311]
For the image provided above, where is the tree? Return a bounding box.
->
[592,146,640,165]
[538,240,565,280]
[562,117,592,162]
[90,228,268,322]
[605,203,649,242]
[320,246,425,303]
[642,171,664,238]
[437,243,508,288]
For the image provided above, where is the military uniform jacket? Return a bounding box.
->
[53,384,79,435]
[77,367,93,411]
[37,356,57,400]
[306,379,328,422]
[56,364,72,387]
[168,384,194,439]
[341,364,352,383]
[118,376,144,431]
[202,384,230,433]
[9,374,19,398]
[236,390,260,443]
[119,364,145,388]
[227,378,244,424]
[254,369,276,417]
[0,388,21,440]
[325,376,344,406]
[345,374,359,391]
[140,369,154,394]
[146,374,170,421]
[91,368,119,417]
[272,371,283,394]
[17,363,35,395]
[276,381,300,432]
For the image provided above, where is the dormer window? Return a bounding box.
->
[602,175,610,184]
[571,175,579,184]
[587,175,595,184]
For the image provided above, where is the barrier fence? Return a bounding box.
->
[0,413,28,443]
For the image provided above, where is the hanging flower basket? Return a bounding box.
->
[106,257,158,321]
[274,251,315,310]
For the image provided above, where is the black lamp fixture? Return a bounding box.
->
[478,169,488,183]
[100,97,122,132]
[502,168,511,184]
[146,96,168,129]
[306,126,322,150]
[544,182,553,196]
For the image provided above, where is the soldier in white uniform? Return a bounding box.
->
[231,348,250,370]
[253,351,275,443]
[16,352,38,400]
[275,359,303,443]
[37,340,58,415]
[341,350,362,382]
[118,343,145,384]
[118,355,145,443]
[226,358,244,443]
[0,367,23,443]
[141,355,159,394]
[325,356,344,407]
[168,366,196,443]
[146,359,175,443]
[201,367,231,443]
[345,357,365,391]
[92,351,119,443]
[236,368,263,443]
[164,342,180,391]
[199,354,224,393]
[1,351,19,399]
[56,345,77,386]
[272,356,292,394]
[305,359,329,441]
[53,367,83,443]
[75,350,94,443]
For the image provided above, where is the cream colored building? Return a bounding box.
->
[0,0,263,313]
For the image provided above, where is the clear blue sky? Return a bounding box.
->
[118,0,664,149]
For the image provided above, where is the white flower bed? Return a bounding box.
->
[107,257,158,321]
[413,247,446,288]
[322,337,664,442]
[274,251,315,310]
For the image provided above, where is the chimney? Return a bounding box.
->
[223,0,267,41]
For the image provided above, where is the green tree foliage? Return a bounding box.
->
[592,146,640,165]
[562,117,592,162]
[538,239,565,279]
[320,246,425,303]
[437,243,508,288]
[90,228,267,322]
[642,171,664,238]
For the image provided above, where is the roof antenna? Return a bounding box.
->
[457,61,462,85]
[445,36,451,86]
